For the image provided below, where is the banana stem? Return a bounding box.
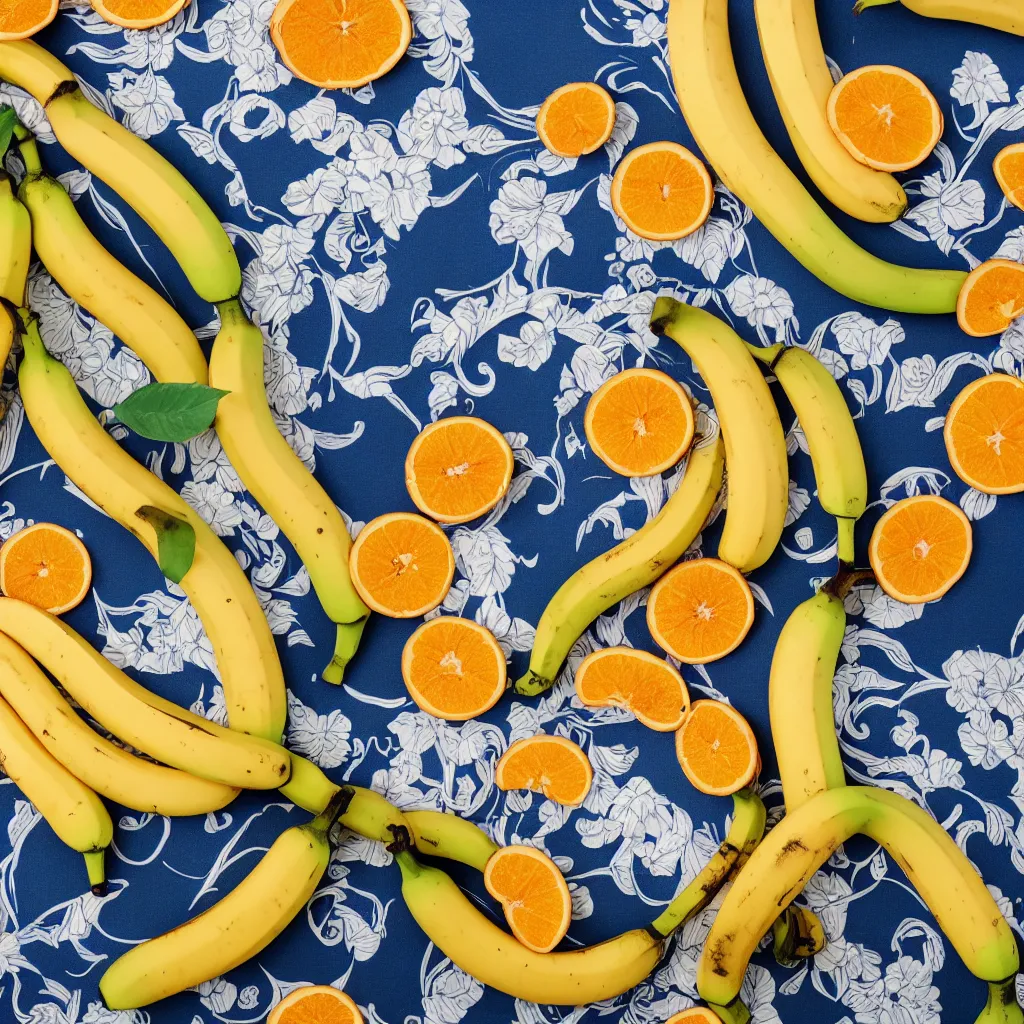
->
[746,342,784,368]
[17,308,48,363]
[15,134,41,176]
[710,998,752,1024]
[322,618,369,685]
[306,786,353,838]
[513,669,553,698]
[853,0,897,11]
[976,978,1024,1024]
[84,850,107,897]
[825,564,875,601]
[836,516,857,567]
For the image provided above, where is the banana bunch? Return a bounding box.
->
[855,0,1023,34]
[0,168,30,371]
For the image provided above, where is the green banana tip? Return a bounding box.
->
[513,669,553,697]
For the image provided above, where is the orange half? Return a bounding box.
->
[957,259,1024,338]
[537,82,616,159]
[668,1009,724,1024]
[0,0,58,38]
[0,523,92,615]
[495,735,593,806]
[675,699,759,797]
[90,0,189,28]
[994,143,1024,211]
[268,986,362,1024]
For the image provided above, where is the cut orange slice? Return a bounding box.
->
[675,699,759,797]
[536,82,616,159]
[868,494,972,604]
[826,65,943,172]
[0,0,58,38]
[956,259,1024,338]
[944,374,1024,495]
[667,1009,723,1024]
[0,523,92,615]
[610,141,713,241]
[90,0,189,28]
[270,0,412,90]
[401,616,506,721]
[268,986,362,1024]
[349,512,454,618]
[575,647,689,732]
[405,416,514,525]
[584,368,695,477]
[483,844,572,953]
[994,143,1024,211]
[647,558,754,664]
[495,735,593,806]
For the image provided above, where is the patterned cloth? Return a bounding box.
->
[0,1,1023,1022]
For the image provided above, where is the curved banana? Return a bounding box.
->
[391,789,765,1005]
[667,0,967,312]
[405,809,499,872]
[855,0,1023,34]
[0,303,14,378]
[0,598,290,790]
[754,0,906,223]
[651,298,788,573]
[17,314,286,741]
[208,299,369,683]
[751,344,867,565]
[99,790,349,1009]
[0,170,31,373]
[515,431,724,696]
[0,691,112,894]
[16,135,207,385]
[0,632,237,816]
[0,40,241,303]
[697,786,1019,1015]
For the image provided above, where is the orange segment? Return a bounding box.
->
[0,0,58,38]
[668,1009,723,1024]
[483,845,572,953]
[575,647,689,732]
[349,512,454,618]
[584,368,695,477]
[405,416,514,525]
[647,558,754,664]
[536,82,616,159]
[0,524,91,616]
[401,616,506,721]
[268,986,362,1024]
[826,64,943,172]
[956,259,1024,338]
[868,494,972,604]
[495,735,593,806]
[674,699,759,797]
[270,0,412,90]
[994,143,1024,211]
[89,0,188,28]
[610,141,713,241]
[944,374,1024,495]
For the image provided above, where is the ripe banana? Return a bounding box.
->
[515,431,724,697]
[16,135,207,385]
[0,632,237,815]
[0,690,112,894]
[405,809,499,872]
[651,298,788,573]
[0,172,30,305]
[855,0,1023,34]
[0,40,241,303]
[208,299,369,683]
[391,788,765,1005]
[754,0,906,223]
[0,303,14,380]
[667,0,967,312]
[99,790,349,1010]
[17,313,287,741]
[697,786,1019,1015]
[751,344,867,565]
[0,598,290,790]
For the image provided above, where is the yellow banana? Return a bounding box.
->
[0,690,112,894]
[0,172,30,305]
[0,303,13,378]
[667,0,967,312]
[405,809,498,872]
[208,299,369,683]
[16,135,207,385]
[754,0,906,223]
[0,632,237,816]
[0,40,241,303]
[651,298,788,573]
[99,789,349,1010]
[17,313,286,741]
[515,431,724,696]
[855,0,1023,33]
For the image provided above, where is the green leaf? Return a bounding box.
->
[135,506,196,584]
[0,107,17,160]
[114,383,229,442]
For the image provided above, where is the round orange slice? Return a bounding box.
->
[495,735,593,806]
[0,0,58,38]
[536,82,616,159]
[675,699,759,797]
[826,64,943,172]
[994,143,1024,212]
[957,259,1024,338]
[0,523,92,615]
[349,512,454,618]
[944,374,1024,495]
[90,0,189,28]
[574,647,689,732]
[868,494,972,604]
[483,844,572,953]
[584,368,695,477]
[268,986,362,1024]
[647,558,754,665]
[610,141,713,241]
[667,1009,723,1024]
[270,0,412,90]
[401,616,506,721]
[405,416,514,525]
